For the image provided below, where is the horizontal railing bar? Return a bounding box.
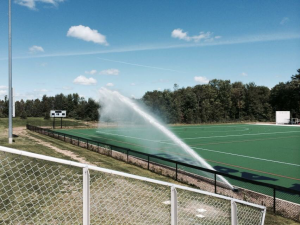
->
[0,145,85,168]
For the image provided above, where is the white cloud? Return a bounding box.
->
[280,17,289,25]
[241,72,248,77]
[29,45,44,54]
[40,62,47,66]
[215,36,222,39]
[0,86,8,97]
[172,29,214,42]
[194,76,209,84]
[73,75,97,85]
[14,0,65,10]
[100,69,119,75]
[0,90,7,97]
[192,32,212,42]
[171,29,189,40]
[67,25,108,45]
[106,83,114,87]
[131,83,136,86]
[85,70,97,75]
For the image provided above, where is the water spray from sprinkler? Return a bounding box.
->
[98,88,235,190]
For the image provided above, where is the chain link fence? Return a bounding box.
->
[0,150,83,224]
[0,145,266,224]
[27,125,300,222]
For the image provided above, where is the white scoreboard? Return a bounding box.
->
[50,110,66,118]
[276,111,290,124]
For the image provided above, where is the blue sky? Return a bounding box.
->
[0,0,299,100]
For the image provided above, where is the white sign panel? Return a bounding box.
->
[50,110,66,118]
[276,111,290,124]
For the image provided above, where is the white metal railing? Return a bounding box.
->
[0,145,266,224]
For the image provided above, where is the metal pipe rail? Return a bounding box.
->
[0,145,266,225]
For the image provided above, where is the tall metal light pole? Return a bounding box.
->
[8,0,13,144]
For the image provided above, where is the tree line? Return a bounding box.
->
[0,93,99,121]
[0,69,299,123]
[143,69,300,124]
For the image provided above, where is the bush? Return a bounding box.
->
[20,111,27,119]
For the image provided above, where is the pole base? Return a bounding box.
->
[8,138,13,144]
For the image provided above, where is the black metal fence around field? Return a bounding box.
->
[26,124,300,221]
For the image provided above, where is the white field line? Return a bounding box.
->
[182,131,300,140]
[95,130,300,167]
[96,130,167,144]
[172,127,250,133]
[170,125,250,130]
[249,123,300,127]
[98,125,250,133]
[97,130,300,141]
[190,146,300,167]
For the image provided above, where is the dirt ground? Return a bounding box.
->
[13,127,94,165]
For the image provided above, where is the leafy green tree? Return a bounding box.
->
[270,69,300,118]
[291,69,300,81]
[25,100,34,117]
[231,82,246,120]
[1,95,9,117]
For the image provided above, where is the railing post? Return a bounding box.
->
[231,200,237,225]
[175,163,178,181]
[147,155,149,170]
[273,188,276,213]
[261,207,266,225]
[214,173,217,194]
[171,186,177,225]
[83,167,90,225]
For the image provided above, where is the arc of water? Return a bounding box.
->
[107,90,234,190]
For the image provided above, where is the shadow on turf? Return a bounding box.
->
[156,153,279,182]
[214,166,278,181]
[215,166,300,193]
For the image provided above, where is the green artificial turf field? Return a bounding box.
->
[55,124,300,201]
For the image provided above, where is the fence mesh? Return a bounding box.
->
[236,202,264,225]
[0,146,266,224]
[90,170,171,224]
[176,188,231,225]
[0,151,83,224]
